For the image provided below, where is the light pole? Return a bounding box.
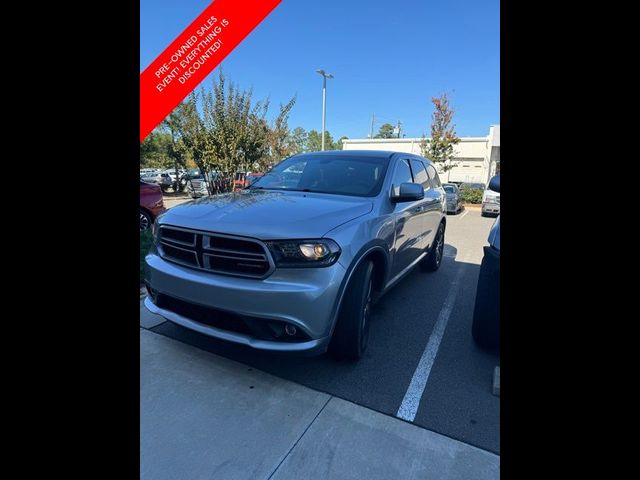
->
[316,69,334,150]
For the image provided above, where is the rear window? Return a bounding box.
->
[409,160,431,190]
[426,164,442,187]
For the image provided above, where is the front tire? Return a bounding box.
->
[331,260,374,360]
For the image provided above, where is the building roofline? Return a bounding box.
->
[342,137,488,144]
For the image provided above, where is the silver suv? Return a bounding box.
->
[144,151,446,359]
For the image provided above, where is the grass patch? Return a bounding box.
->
[140,229,153,284]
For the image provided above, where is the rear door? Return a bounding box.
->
[424,163,445,247]
[408,159,434,250]
[389,158,424,278]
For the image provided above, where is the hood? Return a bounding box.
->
[159,189,374,239]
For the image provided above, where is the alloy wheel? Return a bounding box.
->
[140,212,150,232]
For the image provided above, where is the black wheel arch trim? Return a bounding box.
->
[326,239,390,337]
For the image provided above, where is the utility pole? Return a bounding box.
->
[369,113,375,138]
[396,120,402,138]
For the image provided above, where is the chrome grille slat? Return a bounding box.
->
[204,253,266,262]
[158,226,274,278]
[204,247,266,259]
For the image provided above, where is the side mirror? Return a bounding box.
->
[391,182,424,203]
[488,175,500,193]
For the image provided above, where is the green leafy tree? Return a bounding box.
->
[268,96,297,166]
[306,129,338,151]
[335,136,348,150]
[289,127,308,154]
[375,123,395,138]
[140,131,173,168]
[420,92,460,173]
[162,104,190,190]
[155,71,300,193]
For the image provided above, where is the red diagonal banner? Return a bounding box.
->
[140,0,281,142]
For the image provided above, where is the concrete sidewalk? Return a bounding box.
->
[141,328,499,479]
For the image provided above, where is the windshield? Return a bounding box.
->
[250,155,389,197]
[443,185,456,193]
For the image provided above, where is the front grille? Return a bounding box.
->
[156,294,253,336]
[158,225,273,278]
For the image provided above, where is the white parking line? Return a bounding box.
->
[457,210,469,220]
[396,265,465,422]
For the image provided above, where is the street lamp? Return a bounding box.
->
[316,69,334,151]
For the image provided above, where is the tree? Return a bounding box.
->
[306,129,338,152]
[140,131,173,168]
[162,104,189,190]
[150,71,301,194]
[335,136,348,150]
[267,95,297,165]
[375,123,395,139]
[289,127,308,154]
[420,92,460,175]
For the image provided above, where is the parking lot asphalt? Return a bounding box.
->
[142,207,501,454]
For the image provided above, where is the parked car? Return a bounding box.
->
[481,183,500,217]
[144,151,447,359]
[177,168,202,192]
[472,175,500,349]
[442,183,462,214]
[140,171,159,181]
[234,172,264,191]
[140,181,167,232]
[141,171,173,191]
[186,175,209,198]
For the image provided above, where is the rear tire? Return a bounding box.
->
[421,223,445,272]
[331,260,374,361]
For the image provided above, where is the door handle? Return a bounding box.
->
[412,206,424,213]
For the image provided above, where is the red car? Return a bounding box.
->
[233,172,264,191]
[140,180,166,231]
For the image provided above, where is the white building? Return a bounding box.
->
[342,125,500,185]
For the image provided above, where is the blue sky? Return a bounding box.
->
[141,0,499,139]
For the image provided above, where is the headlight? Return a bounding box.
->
[151,216,164,244]
[265,239,341,268]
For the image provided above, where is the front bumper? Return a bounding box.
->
[144,253,347,353]
[482,201,500,214]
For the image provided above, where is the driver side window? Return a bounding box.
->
[391,159,413,196]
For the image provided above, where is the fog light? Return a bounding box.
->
[284,324,297,336]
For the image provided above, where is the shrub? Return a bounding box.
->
[140,229,154,283]
[460,188,483,204]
